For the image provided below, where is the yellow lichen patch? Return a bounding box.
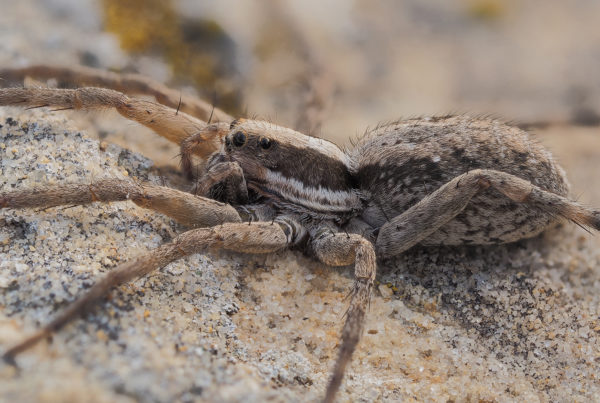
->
[466,0,506,21]
[102,0,178,53]
[101,0,241,113]
[96,329,108,342]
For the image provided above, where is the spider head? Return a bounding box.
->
[223,119,282,177]
[224,118,352,181]
[223,118,362,215]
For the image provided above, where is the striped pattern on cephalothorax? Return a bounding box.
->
[223,119,364,220]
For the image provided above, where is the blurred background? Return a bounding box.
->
[1,0,600,194]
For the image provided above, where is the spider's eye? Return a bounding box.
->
[259,137,272,150]
[232,131,246,147]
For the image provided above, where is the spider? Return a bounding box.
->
[1,65,599,403]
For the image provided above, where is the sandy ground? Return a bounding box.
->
[1,1,600,402]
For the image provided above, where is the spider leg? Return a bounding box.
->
[310,228,376,403]
[2,219,297,364]
[0,65,232,122]
[0,178,241,227]
[376,168,600,258]
[180,124,231,178]
[193,161,249,205]
[0,87,225,157]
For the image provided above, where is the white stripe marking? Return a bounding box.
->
[263,170,361,213]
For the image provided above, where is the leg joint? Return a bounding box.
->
[274,216,308,246]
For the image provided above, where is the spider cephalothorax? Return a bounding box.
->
[1,65,599,403]
[219,118,365,223]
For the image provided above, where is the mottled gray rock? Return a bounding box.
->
[1,110,600,403]
[0,110,292,402]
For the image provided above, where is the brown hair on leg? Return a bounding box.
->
[311,231,376,403]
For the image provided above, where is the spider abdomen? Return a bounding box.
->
[353,116,570,245]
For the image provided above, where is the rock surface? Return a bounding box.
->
[0,110,282,402]
[2,111,600,403]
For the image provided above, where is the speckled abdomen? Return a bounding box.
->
[353,116,570,245]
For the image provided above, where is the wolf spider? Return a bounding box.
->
[1,65,599,403]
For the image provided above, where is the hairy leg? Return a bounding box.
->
[2,219,299,364]
[310,228,376,403]
[376,169,600,258]
[193,162,249,204]
[0,65,232,122]
[0,178,241,227]
[0,87,224,158]
[185,147,249,204]
[180,123,230,178]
